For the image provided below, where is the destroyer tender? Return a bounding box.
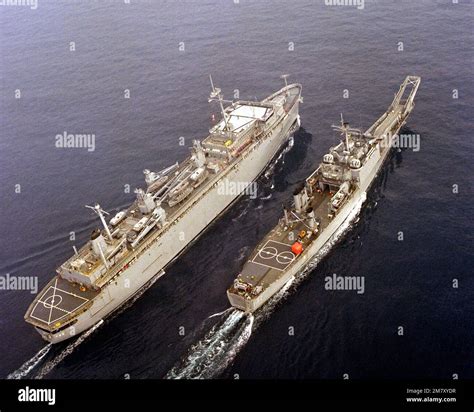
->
[25,77,302,342]
[227,76,420,312]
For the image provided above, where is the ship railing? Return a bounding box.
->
[262,83,302,104]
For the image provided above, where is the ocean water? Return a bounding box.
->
[0,0,472,379]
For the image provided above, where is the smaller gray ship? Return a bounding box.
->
[227,76,421,312]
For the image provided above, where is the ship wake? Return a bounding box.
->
[7,322,104,380]
[6,343,52,379]
[165,275,295,380]
[165,310,253,379]
[34,320,104,379]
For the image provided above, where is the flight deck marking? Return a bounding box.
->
[29,279,90,325]
[277,251,295,264]
[258,246,278,259]
[251,239,296,271]
[265,239,293,247]
[43,294,63,309]
[47,279,59,324]
[249,260,284,272]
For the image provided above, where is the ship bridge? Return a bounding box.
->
[214,104,273,134]
[203,79,301,159]
[203,102,274,158]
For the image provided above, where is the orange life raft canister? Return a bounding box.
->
[291,241,303,255]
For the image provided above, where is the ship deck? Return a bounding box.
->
[236,189,333,292]
[371,104,404,137]
[25,276,98,330]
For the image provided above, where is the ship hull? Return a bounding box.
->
[37,99,301,343]
[227,125,403,313]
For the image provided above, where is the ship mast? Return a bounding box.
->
[208,75,230,131]
[331,113,356,152]
[341,113,350,151]
[280,74,290,96]
[85,204,112,241]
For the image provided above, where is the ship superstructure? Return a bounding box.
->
[227,76,421,312]
[25,76,302,342]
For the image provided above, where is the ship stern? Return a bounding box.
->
[226,288,262,313]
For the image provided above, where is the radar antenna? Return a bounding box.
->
[85,204,112,241]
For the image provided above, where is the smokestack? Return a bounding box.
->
[293,184,308,213]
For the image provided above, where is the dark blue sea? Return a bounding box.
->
[0,0,472,380]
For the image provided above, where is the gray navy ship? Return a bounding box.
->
[227,76,420,312]
[25,76,302,342]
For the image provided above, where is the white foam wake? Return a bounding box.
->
[165,310,254,379]
[7,343,52,379]
[34,320,104,379]
[208,307,234,319]
[164,277,297,380]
